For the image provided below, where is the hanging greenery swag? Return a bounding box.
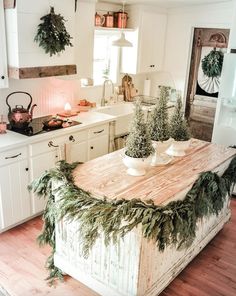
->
[34,7,73,57]
[201,49,224,78]
[29,156,236,284]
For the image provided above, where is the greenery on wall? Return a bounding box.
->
[29,157,236,284]
[34,7,73,56]
[201,49,224,78]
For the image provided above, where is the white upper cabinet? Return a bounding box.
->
[121,8,167,74]
[75,1,95,79]
[0,0,8,88]
[5,0,76,78]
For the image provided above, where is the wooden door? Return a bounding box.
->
[185,28,230,141]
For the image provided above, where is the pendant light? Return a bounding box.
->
[112,1,132,47]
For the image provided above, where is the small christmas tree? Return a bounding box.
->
[125,102,154,158]
[148,86,170,142]
[169,97,191,141]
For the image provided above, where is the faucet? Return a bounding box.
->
[101,79,114,106]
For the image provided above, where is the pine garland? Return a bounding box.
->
[29,157,236,284]
[201,49,224,78]
[34,7,73,56]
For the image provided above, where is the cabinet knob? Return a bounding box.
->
[1,76,5,80]
[69,135,75,142]
[25,168,29,171]
[90,146,94,150]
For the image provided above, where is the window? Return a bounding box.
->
[93,31,120,85]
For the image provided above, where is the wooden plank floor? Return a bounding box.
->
[0,199,235,296]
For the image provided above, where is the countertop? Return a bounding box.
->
[0,111,115,152]
[72,139,236,205]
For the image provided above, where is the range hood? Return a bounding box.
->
[4,0,77,79]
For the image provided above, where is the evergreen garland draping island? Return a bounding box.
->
[30,139,236,296]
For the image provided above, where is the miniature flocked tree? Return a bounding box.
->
[148,86,170,142]
[169,96,191,141]
[125,102,154,158]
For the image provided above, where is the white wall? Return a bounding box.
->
[163,1,234,100]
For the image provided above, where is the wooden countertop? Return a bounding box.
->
[73,139,236,205]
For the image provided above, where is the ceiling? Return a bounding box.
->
[98,0,232,8]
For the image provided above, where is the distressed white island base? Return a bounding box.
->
[54,140,235,296]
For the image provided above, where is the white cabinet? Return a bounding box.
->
[88,124,109,160]
[88,135,109,160]
[0,147,30,231]
[75,1,95,79]
[5,0,76,78]
[65,130,88,163]
[0,0,8,88]
[29,136,67,214]
[121,10,167,74]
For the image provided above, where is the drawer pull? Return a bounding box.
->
[69,135,75,142]
[5,153,22,160]
[90,146,94,150]
[93,129,104,134]
[48,141,59,148]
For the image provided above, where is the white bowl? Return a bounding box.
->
[122,153,151,176]
[166,139,191,157]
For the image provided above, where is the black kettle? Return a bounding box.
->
[6,91,37,130]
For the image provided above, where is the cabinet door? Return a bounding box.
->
[121,12,167,74]
[66,141,88,163]
[30,150,58,215]
[0,0,8,88]
[0,159,31,230]
[138,12,167,73]
[88,134,109,160]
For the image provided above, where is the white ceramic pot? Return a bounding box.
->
[166,139,191,157]
[122,154,151,176]
[151,139,173,166]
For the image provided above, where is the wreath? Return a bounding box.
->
[201,49,224,78]
[34,7,73,57]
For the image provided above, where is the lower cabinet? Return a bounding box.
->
[88,134,109,160]
[0,123,110,230]
[29,150,58,215]
[0,147,31,231]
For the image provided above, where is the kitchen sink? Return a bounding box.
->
[95,103,134,136]
[95,102,134,117]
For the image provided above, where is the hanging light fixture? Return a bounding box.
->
[112,1,132,47]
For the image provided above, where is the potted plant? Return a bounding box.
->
[166,96,191,157]
[148,86,173,166]
[123,102,154,176]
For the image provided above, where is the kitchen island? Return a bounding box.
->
[53,139,236,296]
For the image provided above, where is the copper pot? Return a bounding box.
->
[103,12,114,28]
[114,10,128,28]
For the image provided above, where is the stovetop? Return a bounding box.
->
[7,115,81,137]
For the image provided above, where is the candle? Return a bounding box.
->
[64,102,72,115]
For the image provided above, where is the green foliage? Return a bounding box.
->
[29,156,236,283]
[148,86,170,141]
[169,97,191,141]
[125,102,154,158]
[201,49,224,78]
[34,7,73,57]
